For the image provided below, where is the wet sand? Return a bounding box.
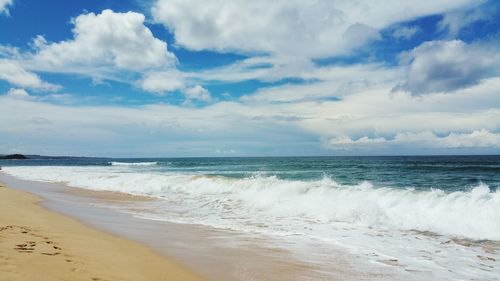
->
[0,181,205,281]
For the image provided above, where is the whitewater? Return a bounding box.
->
[1,156,499,280]
[6,166,499,240]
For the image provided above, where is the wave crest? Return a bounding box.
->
[109,161,158,166]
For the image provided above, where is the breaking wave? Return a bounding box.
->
[3,166,500,240]
[109,161,158,166]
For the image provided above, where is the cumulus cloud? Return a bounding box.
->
[398,130,500,148]
[184,85,211,102]
[152,0,483,86]
[5,88,31,99]
[0,0,12,15]
[0,9,179,91]
[395,40,499,95]
[152,0,477,59]
[327,135,387,146]
[0,59,60,90]
[33,9,176,72]
[301,76,500,139]
[0,45,20,57]
[140,71,185,93]
[140,72,212,104]
[327,130,500,150]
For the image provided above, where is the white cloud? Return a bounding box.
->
[189,56,403,89]
[0,96,310,156]
[188,56,315,83]
[0,9,179,92]
[297,77,500,140]
[396,40,500,95]
[152,1,484,86]
[32,9,176,72]
[328,135,387,146]
[215,148,236,154]
[0,59,60,90]
[153,0,477,59]
[0,0,12,15]
[140,72,212,103]
[5,88,31,99]
[327,130,500,150]
[391,25,421,40]
[140,71,185,93]
[455,131,500,148]
[0,45,20,57]
[437,4,491,37]
[140,71,214,105]
[241,64,399,103]
[184,85,211,102]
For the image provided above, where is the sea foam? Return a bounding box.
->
[109,161,158,166]
[3,166,499,241]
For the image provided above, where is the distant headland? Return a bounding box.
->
[0,154,28,160]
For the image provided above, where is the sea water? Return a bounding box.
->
[2,156,499,280]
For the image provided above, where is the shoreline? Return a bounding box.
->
[0,172,373,281]
[0,180,206,281]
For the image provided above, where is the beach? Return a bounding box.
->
[0,172,368,281]
[0,181,205,281]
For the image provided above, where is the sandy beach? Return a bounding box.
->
[0,182,205,281]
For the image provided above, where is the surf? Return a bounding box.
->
[109,161,158,166]
[3,166,499,241]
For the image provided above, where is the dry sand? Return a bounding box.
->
[0,182,206,281]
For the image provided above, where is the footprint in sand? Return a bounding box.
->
[0,225,63,256]
[14,243,35,253]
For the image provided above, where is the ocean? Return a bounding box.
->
[1,155,499,280]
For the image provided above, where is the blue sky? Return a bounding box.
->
[0,0,499,157]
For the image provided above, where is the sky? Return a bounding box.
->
[0,0,499,157]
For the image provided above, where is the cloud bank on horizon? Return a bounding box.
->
[0,0,499,156]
